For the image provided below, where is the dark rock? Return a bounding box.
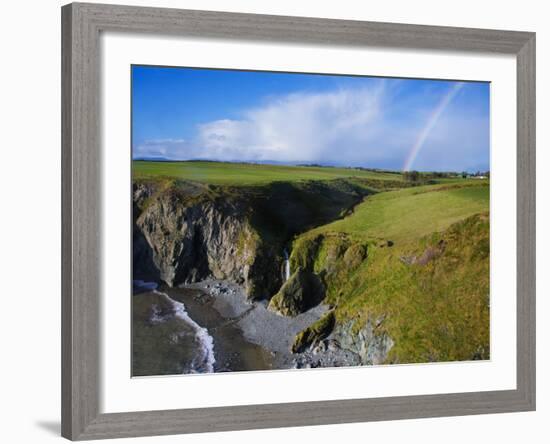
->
[132,183,280,300]
[292,311,335,353]
[268,267,326,316]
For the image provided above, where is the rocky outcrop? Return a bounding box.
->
[332,317,394,365]
[290,311,393,365]
[292,311,335,353]
[132,183,161,282]
[399,239,446,266]
[268,268,326,316]
[133,182,281,300]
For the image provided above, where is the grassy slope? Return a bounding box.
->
[291,182,490,364]
[307,182,489,244]
[133,160,404,185]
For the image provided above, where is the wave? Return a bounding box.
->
[133,280,216,373]
[162,292,216,373]
[153,290,216,373]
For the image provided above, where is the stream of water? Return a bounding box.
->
[283,249,291,281]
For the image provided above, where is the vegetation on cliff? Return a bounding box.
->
[268,268,326,316]
[290,183,490,363]
[133,161,490,366]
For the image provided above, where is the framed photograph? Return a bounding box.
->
[61,2,535,440]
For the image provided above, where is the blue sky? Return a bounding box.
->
[132,66,490,172]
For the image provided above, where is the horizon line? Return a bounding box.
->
[132,158,490,174]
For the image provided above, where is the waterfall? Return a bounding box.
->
[283,249,291,282]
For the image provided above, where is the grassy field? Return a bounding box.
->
[306,182,489,244]
[290,181,490,363]
[133,160,405,185]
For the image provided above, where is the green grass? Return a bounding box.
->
[290,182,490,364]
[133,160,405,185]
[306,182,489,245]
[334,213,490,363]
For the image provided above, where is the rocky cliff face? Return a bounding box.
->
[290,311,394,365]
[133,181,281,300]
[333,317,394,365]
[133,179,370,301]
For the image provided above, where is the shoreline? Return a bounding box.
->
[162,283,275,373]
[133,279,364,376]
[176,280,363,371]
[178,279,330,369]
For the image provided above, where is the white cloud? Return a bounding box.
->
[134,81,489,171]
[194,83,387,163]
[133,138,188,159]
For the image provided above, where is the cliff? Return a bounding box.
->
[289,211,490,364]
[133,178,372,300]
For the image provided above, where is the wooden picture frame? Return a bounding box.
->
[61,2,535,440]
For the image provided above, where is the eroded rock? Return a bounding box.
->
[133,183,280,300]
[332,317,394,365]
[268,267,326,316]
[292,311,335,353]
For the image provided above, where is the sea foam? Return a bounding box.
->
[154,290,216,373]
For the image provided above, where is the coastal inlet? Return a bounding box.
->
[132,165,490,376]
[133,279,364,376]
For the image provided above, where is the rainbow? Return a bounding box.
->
[402,82,464,171]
